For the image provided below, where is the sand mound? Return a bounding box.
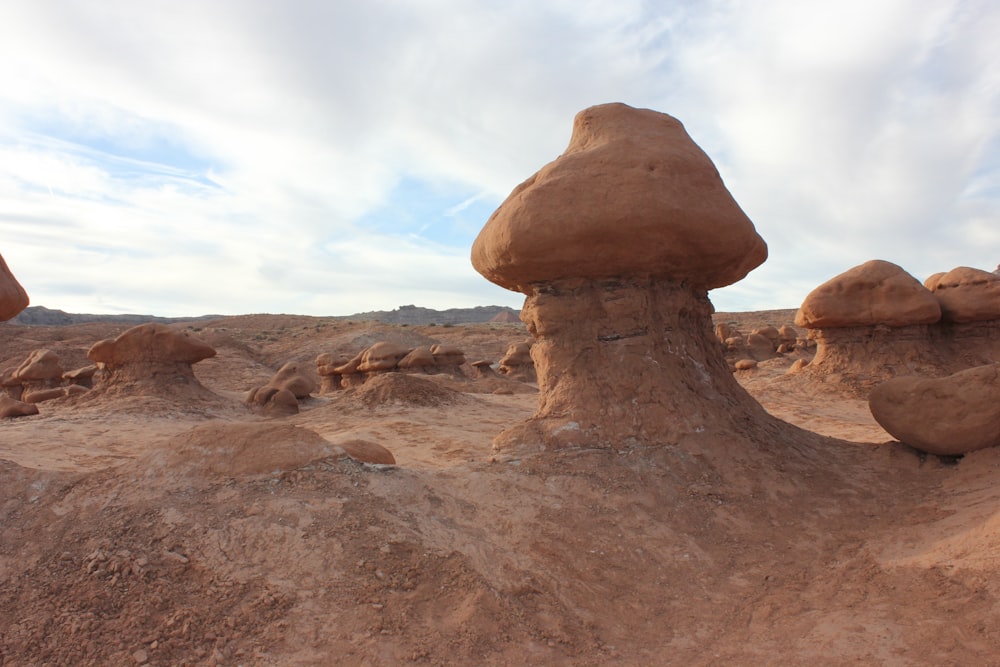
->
[346,372,469,408]
[139,422,340,477]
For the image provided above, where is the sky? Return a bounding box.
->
[0,0,998,318]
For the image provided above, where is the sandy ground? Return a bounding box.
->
[2,314,1000,666]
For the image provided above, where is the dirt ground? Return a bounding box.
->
[2,312,1000,666]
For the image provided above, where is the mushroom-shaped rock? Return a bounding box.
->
[498,342,535,381]
[356,342,410,374]
[928,267,1000,323]
[471,103,770,453]
[316,353,350,393]
[795,260,941,329]
[0,253,29,321]
[791,261,948,392]
[869,364,1000,456]
[87,323,217,396]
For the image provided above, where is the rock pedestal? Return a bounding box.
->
[495,277,768,451]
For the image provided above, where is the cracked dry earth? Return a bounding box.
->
[2,313,1000,666]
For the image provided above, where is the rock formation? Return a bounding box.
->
[87,323,217,399]
[316,353,351,393]
[869,364,1000,456]
[471,102,771,453]
[497,342,535,382]
[793,260,1000,393]
[791,260,946,391]
[0,395,37,419]
[246,362,318,416]
[0,252,29,321]
[12,349,64,399]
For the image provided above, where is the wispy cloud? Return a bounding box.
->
[0,0,997,316]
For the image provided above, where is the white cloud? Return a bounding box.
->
[0,0,997,317]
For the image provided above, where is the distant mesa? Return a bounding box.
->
[472,102,779,454]
[0,252,29,322]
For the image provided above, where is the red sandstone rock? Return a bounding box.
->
[795,260,941,329]
[471,103,769,453]
[0,253,29,321]
[869,364,1000,456]
[246,362,317,415]
[14,350,63,383]
[929,267,1000,323]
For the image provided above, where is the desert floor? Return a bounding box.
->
[2,312,1000,666]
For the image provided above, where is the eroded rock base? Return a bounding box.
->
[493,278,778,454]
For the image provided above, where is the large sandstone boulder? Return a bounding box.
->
[928,267,1000,323]
[0,253,29,321]
[869,364,1000,456]
[471,102,770,453]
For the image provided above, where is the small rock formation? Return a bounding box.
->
[316,353,351,393]
[869,364,1000,456]
[320,342,470,390]
[87,323,217,398]
[246,362,318,416]
[13,350,67,403]
[0,253,29,321]
[471,102,769,452]
[335,438,396,465]
[357,342,411,374]
[63,365,99,389]
[498,342,535,382]
[471,360,498,379]
[0,395,38,418]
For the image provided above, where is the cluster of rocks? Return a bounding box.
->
[315,342,468,393]
[715,322,811,371]
[0,350,96,417]
[1,323,222,419]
